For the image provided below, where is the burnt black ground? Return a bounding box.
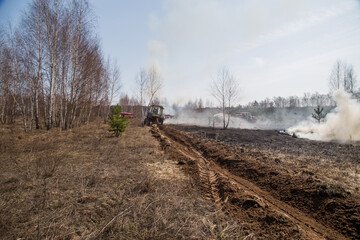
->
[164,124,360,239]
[170,125,360,164]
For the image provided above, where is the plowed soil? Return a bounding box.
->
[153,124,360,239]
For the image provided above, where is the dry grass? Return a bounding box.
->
[0,120,244,239]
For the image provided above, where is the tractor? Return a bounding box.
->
[143,104,165,126]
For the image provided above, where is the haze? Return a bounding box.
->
[1,0,359,105]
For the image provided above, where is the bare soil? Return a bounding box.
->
[156,124,360,239]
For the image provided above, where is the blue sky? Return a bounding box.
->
[1,0,360,106]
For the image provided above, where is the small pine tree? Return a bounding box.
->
[312,105,327,123]
[108,105,129,137]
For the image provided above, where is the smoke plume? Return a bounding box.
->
[287,90,360,142]
[165,108,307,130]
[166,110,256,129]
[165,90,360,142]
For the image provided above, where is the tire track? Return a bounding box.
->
[155,126,347,240]
[168,139,221,203]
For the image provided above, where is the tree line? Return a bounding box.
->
[246,60,358,110]
[0,0,120,132]
[244,92,335,109]
[178,61,358,129]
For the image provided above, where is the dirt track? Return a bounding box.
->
[153,124,360,239]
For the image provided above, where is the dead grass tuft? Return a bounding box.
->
[0,120,244,239]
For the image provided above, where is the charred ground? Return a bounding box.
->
[162,124,360,239]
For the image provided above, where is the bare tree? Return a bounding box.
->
[136,68,148,119]
[0,41,15,124]
[288,96,300,108]
[273,96,286,108]
[329,60,358,95]
[210,67,239,129]
[21,0,46,130]
[329,60,342,92]
[0,27,5,123]
[345,64,357,94]
[58,6,71,129]
[197,98,204,111]
[8,27,28,132]
[301,92,311,107]
[105,58,121,120]
[68,0,85,128]
[259,97,271,108]
[110,60,122,105]
[119,93,130,106]
[43,0,61,130]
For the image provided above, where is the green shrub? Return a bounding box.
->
[108,105,129,137]
[312,105,327,123]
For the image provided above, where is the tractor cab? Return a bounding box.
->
[149,105,163,116]
[144,104,165,126]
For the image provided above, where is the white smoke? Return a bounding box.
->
[287,90,360,142]
[165,110,252,128]
[165,110,220,127]
[165,90,360,142]
[165,109,288,129]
